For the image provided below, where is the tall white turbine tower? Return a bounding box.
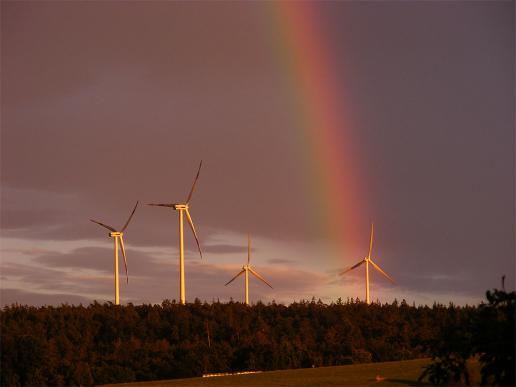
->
[148,161,203,305]
[225,234,273,305]
[340,223,395,304]
[90,201,139,305]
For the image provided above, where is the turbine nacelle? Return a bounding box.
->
[145,203,188,210]
[109,232,123,238]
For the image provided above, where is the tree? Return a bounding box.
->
[474,288,515,385]
[419,281,515,386]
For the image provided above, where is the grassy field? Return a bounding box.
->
[107,358,481,386]
[104,358,450,386]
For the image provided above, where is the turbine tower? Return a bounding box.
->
[225,234,273,305]
[90,201,139,305]
[340,223,395,304]
[147,161,203,305]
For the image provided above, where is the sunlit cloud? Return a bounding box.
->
[1,231,489,307]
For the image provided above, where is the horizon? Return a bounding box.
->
[2,291,499,309]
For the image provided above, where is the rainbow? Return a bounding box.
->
[269,2,364,260]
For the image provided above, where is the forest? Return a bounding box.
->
[1,289,514,386]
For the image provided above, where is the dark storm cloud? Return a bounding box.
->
[1,1,514,306]
[1,0,315,244]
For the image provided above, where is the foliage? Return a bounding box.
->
[418,354,470,386]
[418,286,515,386]
[0,298,482,386]
[475,288,515,386]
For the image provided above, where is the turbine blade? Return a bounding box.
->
[186,160,202,203]
[248,234,251,265]
[119,236,129,284]
[224,269,245,286]
[248,267,273,289]
[368,222,374,260]
[147,203,175,207]
[369,259,395,284]
[340,259,365,275]
[90,219,117,232]
[121,201,139,232]
[185,209,202,259]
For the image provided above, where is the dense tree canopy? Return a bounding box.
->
[419,287,515,386]
[0,296,510,386]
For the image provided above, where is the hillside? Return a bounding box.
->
[107,358,483,386]
[106,359,432,386]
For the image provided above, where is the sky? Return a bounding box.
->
[1,1,514,307]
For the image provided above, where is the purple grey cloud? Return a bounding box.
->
[1,1,514,306]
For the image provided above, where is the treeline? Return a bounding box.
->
[0,297,501,386]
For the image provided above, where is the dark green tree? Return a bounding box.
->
[474,288,515,386]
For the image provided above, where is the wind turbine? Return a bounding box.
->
[147,161,203,305]
[340,223,395,304]
[225,234,273,305]
[90,201,139,305]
